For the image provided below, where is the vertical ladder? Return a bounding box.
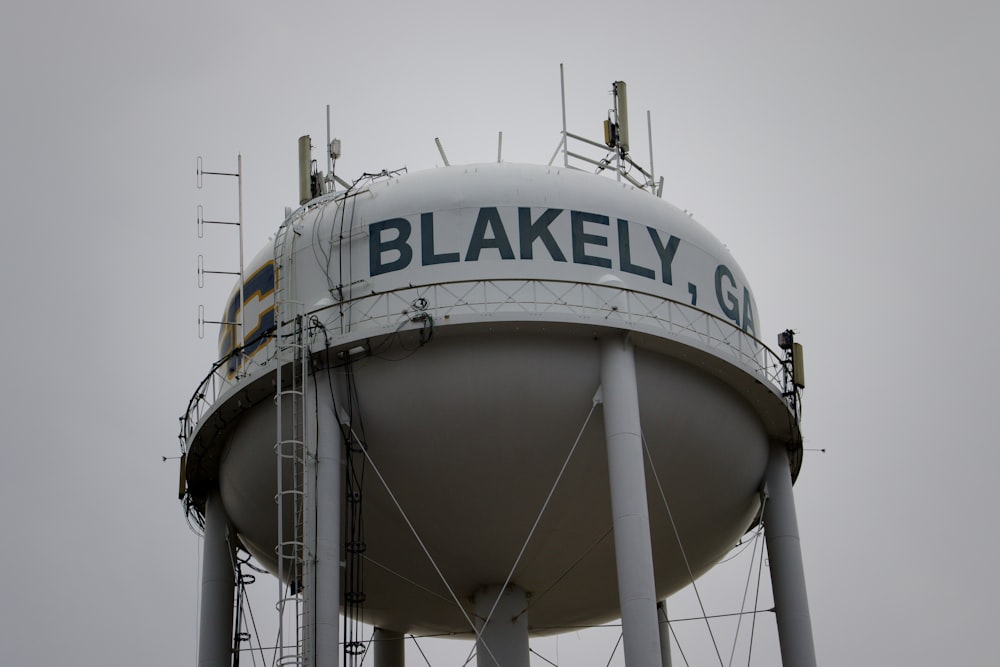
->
[273,218,310,667]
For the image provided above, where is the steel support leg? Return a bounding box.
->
[374,627,405,667]
[312,371,342,667]
[475,584,529,667]
[657,600,672,667]
[198,489,236,667]
[763,442,817,667]
[600,334,662,667]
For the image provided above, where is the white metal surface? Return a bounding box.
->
[764,442,817,667]
[600,334,662,666]
[197,491,235,667]
[211,163,762,385]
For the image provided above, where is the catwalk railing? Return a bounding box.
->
[179,278,789,454]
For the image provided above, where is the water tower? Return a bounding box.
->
[178,76,814,667]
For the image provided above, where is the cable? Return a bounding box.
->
[522,526,612,613]
[668,618,691,667]
[479,400,598,635]
[717,527,765,565]
[408,634,434,667]
[641,431,725,667]
[239,571,267,667]
[727,495,766,667]
[361,554,453,605]
[343,423,499,666]
[529,647,560,666]
[605,632,624,667]
[747,522,768,667]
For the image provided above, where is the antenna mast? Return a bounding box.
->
[554,66,663,196]
[195,155,246,369]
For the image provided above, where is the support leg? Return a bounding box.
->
[600,334,662,667]
[374,627,405,667]
[475,584,529,667]
[763,442,817,667]
[198,489,236,667]
[657,600,672,667]
[312,371,342,667]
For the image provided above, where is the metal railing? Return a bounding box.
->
[338,278,786,385]
[179,279,789,455]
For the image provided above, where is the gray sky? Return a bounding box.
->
[1,1,997,664]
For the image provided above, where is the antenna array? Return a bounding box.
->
[195,155,246,371]
[552,65,665,197]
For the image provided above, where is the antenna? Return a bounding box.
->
[647,110,664,197]
[295,112,350,210]
[613,80,629,154]
[555,67,661,195]
[194,155,245,365]
[298,136,313,205]
[326,106,344,195]
[326,105,333,186]
[434,137,451,166]
[560,63,569,167]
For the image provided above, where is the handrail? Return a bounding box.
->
[177,333,274,453]
[179,279,790,455]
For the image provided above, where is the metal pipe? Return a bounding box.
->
[198,490,236,667]
[600,334,662,666]
[326,105,333,192]
[434,138,450,166]
[303,365,316,667]
[313,370,342,667]
[566,150,611,169]
[547,137,564,167]
[560,64,568,168]
[565,130,610,151]
[646,110,656,190]
[237,155,245,369]
[763,442,817,667]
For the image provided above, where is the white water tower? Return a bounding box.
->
[179,79,814,667]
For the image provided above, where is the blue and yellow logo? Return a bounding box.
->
[219,260,276,378]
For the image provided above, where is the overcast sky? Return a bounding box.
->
[1,1,997,665]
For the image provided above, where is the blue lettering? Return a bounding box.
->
[648,228,681,285]
[369,218,413,276]
[714,264,740,327]
[742,287,756,336]
[518,208,566,261]
[421,212,460,265]
[617,219,654,279]
[571,211,612,268]
[466,207,515,261]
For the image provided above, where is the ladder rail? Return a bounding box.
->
[273,220,310,667]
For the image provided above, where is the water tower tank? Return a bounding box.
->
[181,161,802,646]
